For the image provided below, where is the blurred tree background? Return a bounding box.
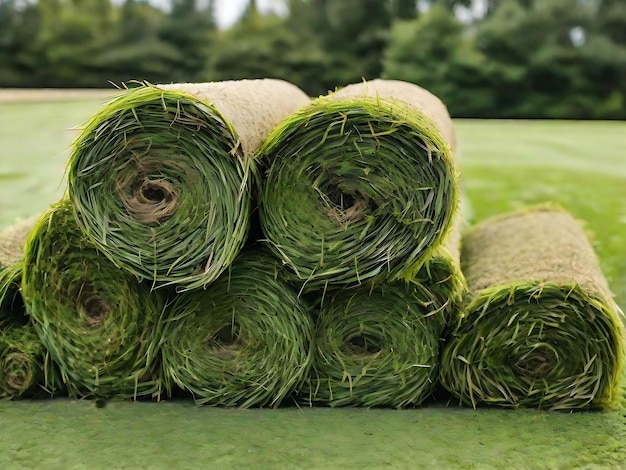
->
[0,0,624,118]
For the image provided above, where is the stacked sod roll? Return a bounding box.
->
[67,79,309,291]
[0,219,61,399]
[301,216,466,407]
[22,201,168,400]
[440,206,625,410]
[257,79,465,407]
[258,79,458,291]
[19,78,311,404]
[161,250,314,407]
[4,77,624,412]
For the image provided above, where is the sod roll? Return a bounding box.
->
[67,79,309,290]
[440,206,625,410]
[0,265,54,398]
[161,250,314,407]
[0,320,58,399]
[302,215,466,408]
[0,224,61,398]
[259,79,458,291]
[22,201,167,400]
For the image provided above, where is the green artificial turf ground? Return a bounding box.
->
[0,96,625,469]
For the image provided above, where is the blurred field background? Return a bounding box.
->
[1,0,625,120]
[0,93,625,468]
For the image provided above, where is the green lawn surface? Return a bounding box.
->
[0,97,625,469]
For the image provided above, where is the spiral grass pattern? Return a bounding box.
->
[259,82,458,291]
[0,324,58,399]
[440,207,625,410]
[302,232,465,408]
[441,284,624,410]
[68,85,252,290]
[161,251,314,407]
[22,201,167,400]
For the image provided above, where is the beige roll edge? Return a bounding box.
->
[158,79,311,158]
[331,79,456,154]
[461,206,620,312]
[0,216,38,268]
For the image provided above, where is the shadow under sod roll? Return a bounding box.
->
[0,219,63,399]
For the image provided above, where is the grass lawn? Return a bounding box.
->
[0,97,625,469]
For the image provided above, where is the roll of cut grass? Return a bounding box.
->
[0,226,60,398]
[161,250,314,407]
[67,79,309,290]
[0,319,59,399]
[303,216,466,407]
[22,201,166,400]
[440,206,625,410]
[259,79,458,291]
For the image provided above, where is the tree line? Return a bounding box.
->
[1,0,625,119]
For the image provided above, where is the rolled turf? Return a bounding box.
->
[440,206,625,410]
[67,79,309,290]
[258,79,458,291]
[0,321,59,399]
[161,250,314,408]
[302,216,466,408]
[21,201,167,400]
[0,221,60,399]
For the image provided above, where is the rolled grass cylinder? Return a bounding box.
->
[304,280,448,408]
[440,206,625,410]
[0,222,61,399]
[161,250,314,407]
[303,216,466,408]
[0,319,59,399]
[67,79,309,290]
[259,79,458,291]
[0,266,52,398]
[22,201,167,400]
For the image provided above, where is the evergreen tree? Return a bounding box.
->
[159,0,216,82]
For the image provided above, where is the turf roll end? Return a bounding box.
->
[303,279,452,408]
[440,206,625,410]
[22,201,167,400]
[302,214,467,408]
[0,324,58,399]
[67,79,309,290]
[0,264,62,399]
[161,250,314,408]
[259,79,459,291]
